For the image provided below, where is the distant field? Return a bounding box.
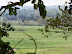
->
[2,25,72,54]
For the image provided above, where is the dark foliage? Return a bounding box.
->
[39,1,72,40]
[0,39,15,54]
[0,23,15,54]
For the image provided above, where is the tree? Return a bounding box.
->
[39,0,72,40]
[0,0,72,54]
[0,0,47,19]
[0,23,15,54]
[0,0,47,54]
[0,0,46,54]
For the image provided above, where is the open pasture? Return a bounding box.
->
[2,25,72,54]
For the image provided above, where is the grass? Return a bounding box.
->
[2,25,72,54]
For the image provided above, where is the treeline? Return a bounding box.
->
[21,17,51,26]
[0,17,51,26]
[0,8,59,26]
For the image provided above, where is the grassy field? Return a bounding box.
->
[2,25,72,54]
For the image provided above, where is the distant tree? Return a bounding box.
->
[37,17,50,25]
[22,20,29,25]
[46,9,58,17]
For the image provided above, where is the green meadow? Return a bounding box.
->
[2,25,72,54]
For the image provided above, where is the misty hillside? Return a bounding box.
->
[1,6,59,20]
[0,6,61,25]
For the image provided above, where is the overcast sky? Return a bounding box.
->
[0,0,70,6]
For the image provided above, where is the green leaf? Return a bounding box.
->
[20,0,24,3]
[65,1,67,4]
[40,10,47,19]
[9,8,14,15]
[38,4,45,9]
[41,5,45,9]
[38,2,46,19]
[6,5,11,9]
[13,11,17,16]
[9,12,12,15]
[9,8,13,12]
[34,4,38,10]
[19,2,23,6]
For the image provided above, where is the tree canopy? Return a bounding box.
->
[38,0,72,40]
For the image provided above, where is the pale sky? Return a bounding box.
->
[0,0,70,6]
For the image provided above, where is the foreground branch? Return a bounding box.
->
[24,33,37,54]
[0,9,6,16]
[0,0,31,16]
